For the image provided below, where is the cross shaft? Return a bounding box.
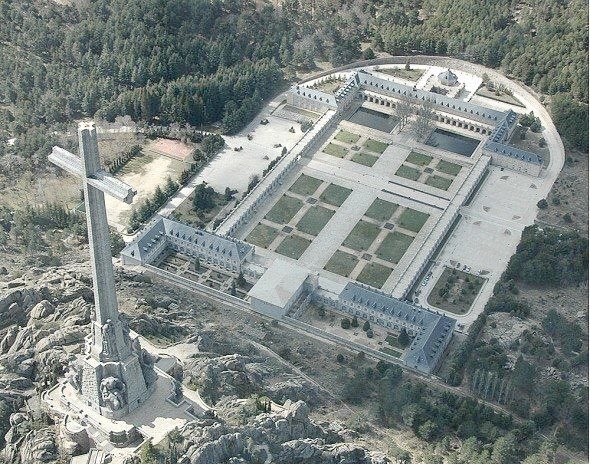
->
[49,122,135,362]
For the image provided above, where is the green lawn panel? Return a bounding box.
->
[356,262,392,289]
[334,130,361,144]
[395,164,422,181]
[245,223,280,248]
[323,142,348,158]
[365,198,399,222]
[275,234,311,259]
[265,195,303,224]
[405,151,433,166]
[425,174,453,191]
[319,183,352,207]
[343,220,381,251]
[363,139,388,154]
[376,231,414,263]
[324,250,359,277]
[289,174,323,196]
[436,160,462,176]
[398,208,429,233]
[296,206,335,236]
[351,152,379,167]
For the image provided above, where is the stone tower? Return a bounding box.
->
[49,122,155,419]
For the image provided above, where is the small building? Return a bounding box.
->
[438,69,459,86]
[121,216,253,274]
[248,260,310,318]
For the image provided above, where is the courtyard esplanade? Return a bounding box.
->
[121,216,253,273]
[338,282,455,374]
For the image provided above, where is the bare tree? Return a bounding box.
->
[412,101,436,141]
[394,95,413,132]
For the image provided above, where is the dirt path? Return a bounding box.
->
[105,155,181,232]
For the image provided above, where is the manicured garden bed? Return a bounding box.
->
[427,267,486,314]
[363,139,389,154]
[323,142,348,158]
[296,206,335,236]
[365,198,398,222]
[436,159,462,176]
[319,183,352,207]
[356,262,392,288]
[275,234,312,259]
[265,195,303,224]
[376,231,414,263]
[334,129,361,144]
[245,223,280,248]
[398,208,429,233]
[405,151,433,166]
[425,174,453,191]
[324,250,359,277]
[395,164,422,181]
[351,152,379,167]
[289,174,324,196]
[343,220,381,251]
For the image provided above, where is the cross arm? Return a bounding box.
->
[48,146,84,178]
[87,170,137,204]
[49,146,137,204]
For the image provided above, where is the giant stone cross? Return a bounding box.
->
[49,122,155,418]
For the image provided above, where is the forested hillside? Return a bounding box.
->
[0,0,587,174]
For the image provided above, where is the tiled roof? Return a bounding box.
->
[484,110,543,165]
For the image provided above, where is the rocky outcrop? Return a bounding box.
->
[19,428,58,464]
[29,300,55,321]
[0,325,19,354]
[266,379,321,406]
[187,354,261,403]
[35,326,85,354]
[0,287,46,329]
[0,267,97,464]
[0,264,391,464]
[179,399,390,464]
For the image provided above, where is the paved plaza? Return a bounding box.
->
[156,93,311,221]
[237,109,481,293]
[416,165,550,325]
[223,60,563,328]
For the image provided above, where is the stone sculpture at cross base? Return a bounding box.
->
[48,122,156,420]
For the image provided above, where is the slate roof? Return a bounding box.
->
[292,69,542,167]
[355,69,505,124]
[334,75,360,103]
[484,110,543,165]
[357,71,542,166]
[290,85,338,108]
[339,282,455,374]
[121,216,253,264]
[438,69,458,86]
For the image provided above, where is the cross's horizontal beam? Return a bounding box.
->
[49,146,137,204]
[48,146,84,178]
[87,170,137,204]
